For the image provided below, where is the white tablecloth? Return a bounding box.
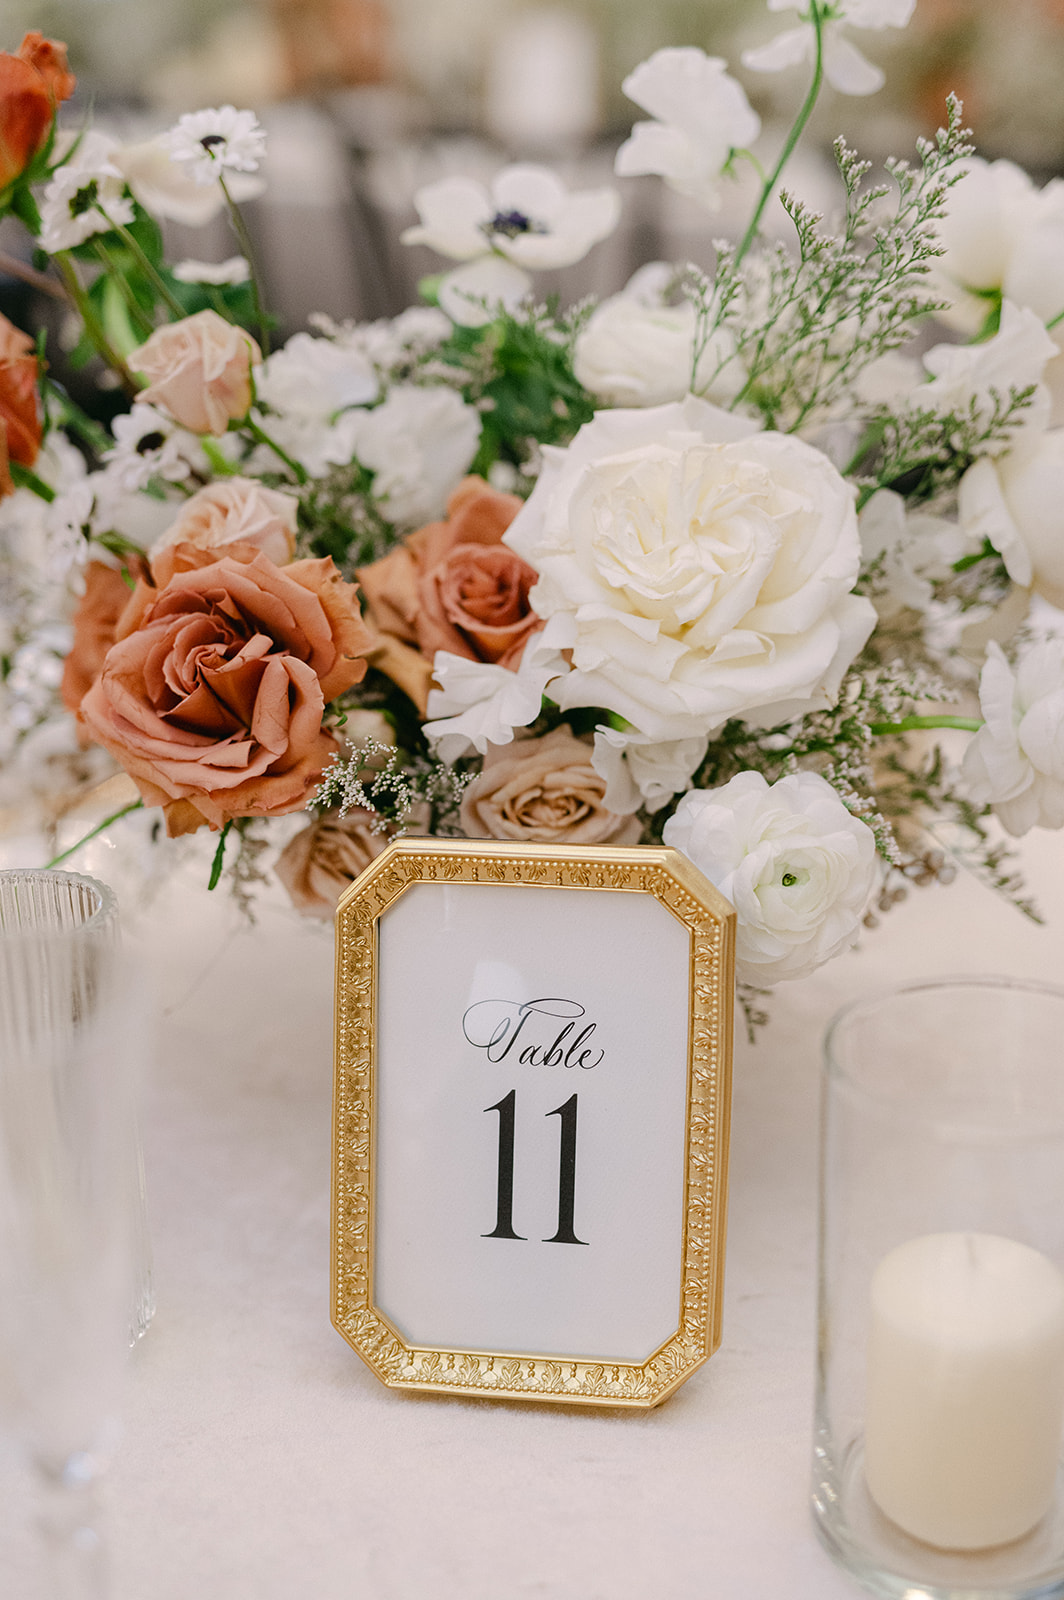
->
[2,828,1062,1599]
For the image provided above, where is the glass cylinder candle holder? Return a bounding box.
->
[813,976,1064,1600]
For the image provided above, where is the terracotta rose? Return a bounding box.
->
[130,311,261,436]
[0,33,75,193]
[460,727,643,846]
[275,809,389,919]
[61,558,148,714]
[149,477,298,567]
[356,476,542,713]
[0,312,42,496]
[78,542,372,835]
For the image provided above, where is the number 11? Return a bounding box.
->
[482,1091,588,1246]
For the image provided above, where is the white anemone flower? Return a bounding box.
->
[402,164,620,269]
[102,405,201,493]
[172,257,251,286]
[743,0,916,97]
[615,49,761,212]
[113,137,265,226]
[39,132,136,253]
[164,106,268,186]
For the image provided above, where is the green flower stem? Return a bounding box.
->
[1046,306,1064,332]
[9,462,55,501]
[200,437,239,476]
[734,2,826,267]
[42,377,114,456]
[870,715,982,736]
[53,253,139,396]
[218,175,270,356]
[93,240,155,338]
[242,413,308,484]
[105,216,186,320]
[44,800,144,869]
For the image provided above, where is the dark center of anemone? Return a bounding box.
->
[70,180,99,217]
[488,209,544,239]
[200,134,226,151]
[781,872,798,887]
[136,431,166,454]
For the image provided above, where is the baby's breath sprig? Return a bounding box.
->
[312,740,474,836]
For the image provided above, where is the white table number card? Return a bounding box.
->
[332,839,735,1408]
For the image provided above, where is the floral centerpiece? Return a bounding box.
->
[1,4,1062,1030]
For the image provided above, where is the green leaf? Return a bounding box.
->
[207,819,234,891]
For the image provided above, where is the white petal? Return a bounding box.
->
[822,32,885,95]
[401,177,493,261]
[436,257,532,328]
[741,25,812,75]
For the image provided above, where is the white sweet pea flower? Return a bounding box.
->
[402,164,619,269]
[172,257,251,286]
[503,397,876,742]
[858,490,964,619]
[344,385,481,528]
[743,0,916,97]
[664,770,879,984]
[962,641,1064,836]
[112,137,264,226]
[958,426,1064,605]
[164,106,267,185]
[424,624,570,763]
[573,262,745,407]
[39,132,136,253]
[918,302,1056,433]
[591,725,709,814]
[614,49,761,212]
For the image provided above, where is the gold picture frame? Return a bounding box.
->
[332,838,735,1409]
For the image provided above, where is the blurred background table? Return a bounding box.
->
[1,826,1060,1599]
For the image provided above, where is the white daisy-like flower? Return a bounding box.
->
[164,106,268,187]
[615,49,761,212]
[38,131,136,253]
[742,0,916,97]
[402,164,620,270]
[172,256,251,286]
[112,137,265,227]
[102,405,201,493]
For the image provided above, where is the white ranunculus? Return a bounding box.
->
[918,302,1055,433]
[858,489,964,618]
[402,165,620,270]
[742,0,915,96]
[663,770,879,984]
[591,725,708,814]
[345,385,481,528]
[962,641,1064,836]
[958,429,1064,604]
[503,397,876,741]
[573,263,744,408]
[615,49,761,212]
[424,626,570,762]
[112,137,264,227]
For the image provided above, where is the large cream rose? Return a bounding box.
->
[503,398,875,741]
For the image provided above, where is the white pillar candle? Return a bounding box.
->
[865,1232,1064,1550]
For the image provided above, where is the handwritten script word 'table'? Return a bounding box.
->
[462,997,605,1070]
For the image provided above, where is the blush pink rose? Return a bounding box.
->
[460,727,643,845]
[356,476,542,713]
[149,476,298,567]
[130,310,261,436]
[275,809,390,919]
[78,542,372,836]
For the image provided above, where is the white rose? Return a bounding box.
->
[958,428,1064,604]
[344,385,481,527]
[573,264,744,408]
[961,640,1064,836]
[503,397,875,741]
[663,770,879,984]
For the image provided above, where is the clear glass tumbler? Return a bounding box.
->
[813,976,1064,1600]
[0,869,152,1598]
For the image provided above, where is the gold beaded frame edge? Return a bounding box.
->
[331,838,735,1409]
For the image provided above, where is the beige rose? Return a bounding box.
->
[78,542,372,835]
[275,809,389,919]
[460,727,643,845]
[149,477,298,567]
[130,310,261,436]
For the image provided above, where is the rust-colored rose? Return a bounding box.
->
[61,558,147,714]
[0,33,74,194]
[130,310,261,436]
[149,477,298,567]
[356,476,542,713]
[78,542,372,835]
[275,808,389,919]
[0,312,42,496]
[460,727,643,846]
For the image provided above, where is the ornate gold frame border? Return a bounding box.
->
[332,838,736,1409]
